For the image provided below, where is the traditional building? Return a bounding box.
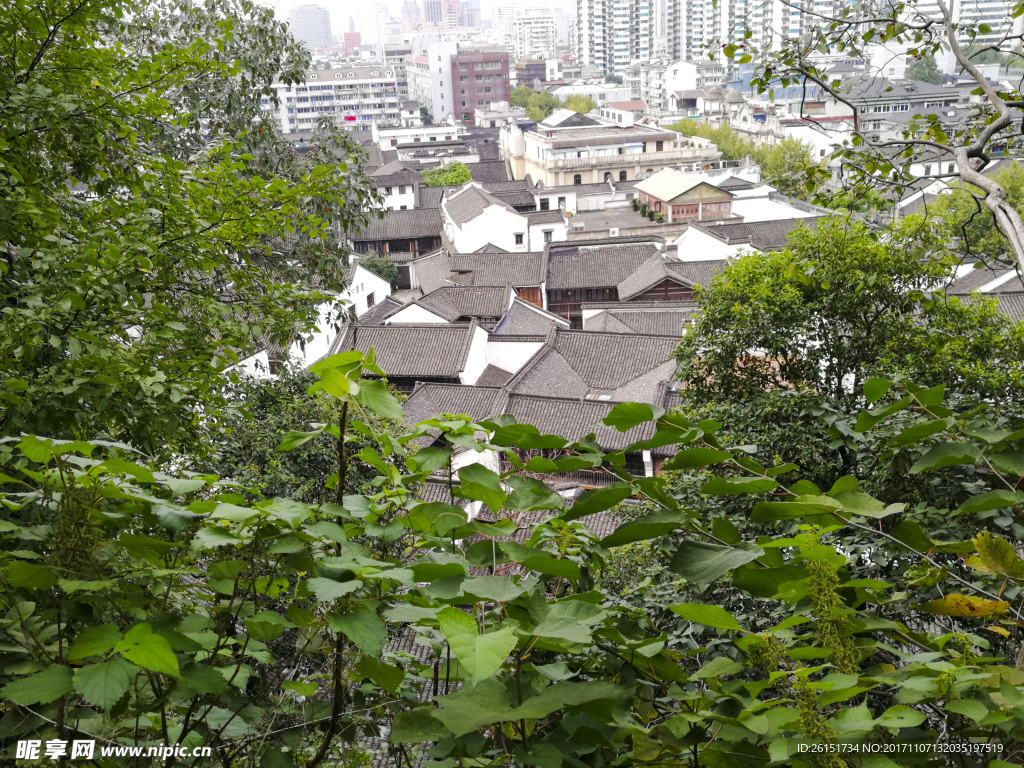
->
[634,169,733,223]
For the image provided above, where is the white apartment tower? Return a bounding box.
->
[513,9,558,61]
[577,0,653,76]
[288,4,333,52]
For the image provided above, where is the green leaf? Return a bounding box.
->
[437,607,517,685]
[691,656,743,680]
[732,565,808,598]
[668,603,742,631]
[408,502,468,537]
[878,704,926,728]
[116,625,181,677]
[917,593,1009,618]
[662,447,732,470]
[73,659,133,710]
[669,541,763,584]
[702,477,778,495]
[0,665,74,705]
[68,624,121,661]
[327,609,387,657]
[354,379,405,420]
[355,656,405,694]
[888,418,952,447]
[306,577,362,602]
[245,611,295,642]
[7,561,57,589]
[275,428,323,452]
[389,708,450,743]
[562,483,632,521]
[944,699,988,722]
[832,491,904,519]
[504,476,563,512]
[909,442,982,473]
[863,377,892,404]
[460,575,529,603]
[600,509,690,547]
[602,402,663,432]
[955,490,1024,517]
[457,463,507,512]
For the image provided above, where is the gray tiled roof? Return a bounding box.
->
[546,244,658,290]
[492,190,536,207]
[616,253,696,300]
[370,160,421,186]
[482,180,532,193]
[694,217,821,252]
[358,296,404,325]
[415,285,511,321]
[350,208,442,242]
[585,307,696,335]
[326,323,477,378]
[993,292,1024,323]
[507,328,679,403]
[664,259,728,288]
[450,252,547,286]
[525,210,565,225]
[946,266,1024,295]
[474,242,510,253]
[445,185,519,225]
[492,298,570,335]
[469,161,511,183]
[403,383,507,426]
[474,364,515,387]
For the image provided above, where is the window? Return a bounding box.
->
[820,149,826,157]
[656,140,664,151]
[430,136,436,141]
[400,205,407,210]
[557,196,566,208]
[366,292,375,308]
[399,186,406,194]
[540,198,550,210]
[543,229,553,243]
[924,164,932,175]
[604,172,612,181]
[619,171,627,181]
[514,233,524,245]
[385,186,392,194]
[573,174,582,185]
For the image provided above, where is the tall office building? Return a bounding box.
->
[442,0,462,28]
[576,0,652,77]
[424,0,443,24]
[288,4,333,52]
[513,9,557,61]
[460,0,482,29]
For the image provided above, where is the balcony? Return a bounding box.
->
[548,145,714,169]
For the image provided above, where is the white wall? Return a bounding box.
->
[451,206,531,252]
[486,339,545,374]
[385,303,448,324]
[533,188,578,214]
[345,264,393,316]
[672,227,748,262]
[379,186,417,211]
[460,325,491,384]
[528,219,567,248]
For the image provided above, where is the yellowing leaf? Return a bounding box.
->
[968,531,1022,578]
[917,593,1009,618]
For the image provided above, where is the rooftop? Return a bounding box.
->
[413,285,512,321]
[492,297,570,336]
[350,208,443,242]
[546,243,659,289]
[325,322,478,378]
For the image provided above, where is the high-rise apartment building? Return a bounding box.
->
[460,0,482,29]
[262,66,402,134]
[576,0,652,77]
[288,4,333,52]
[423,0,443,25]
[513,9,557,61]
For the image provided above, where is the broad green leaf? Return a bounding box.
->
[944,699,988,722]
[669,541,763,584]
[0,665,74,705]
[600,509,690,547]
[354,378,404,420]
[460,576,528,603]
[327,609,387,657]
[275,428,323,452]
[878,704,926,728]
[832,491,904,519]
[661,447,732,470]
[355,656,405,693]
[306,577,362,602]
[68,624,121,661]
[7,561,57,590]
[510,680,624,720]
[246,611,295,642]
[457,463,507,511]
[691,656,743,679]
[751,499,838,521]
[437,607,517,685]
[863,377,892,404]
[888,418,952,447]
[955,490,1024,517]
[562,483,632,521]
[408,502,467,537]
[504,476,563,512]
[669,603,742,631]
[73,659,133,710]
[116,626,181,678]
[602,402,663,432]
[431,679,515,736]
[409,446,453,473]
[909,442,982,474]
[390,708,450,743]
[702,477,778,495]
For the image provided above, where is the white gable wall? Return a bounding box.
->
[385,303,449,324]
[451,205,531,252]
[460,325,491,384]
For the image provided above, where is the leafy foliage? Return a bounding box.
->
[525,91,562,122]
[420,161,472,187]
[905,54,943,84]
[0,0,378,460]
[359,252,400,290]
[511,84,533,108]
[562,95,598,114]
[675,215,1023,405]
